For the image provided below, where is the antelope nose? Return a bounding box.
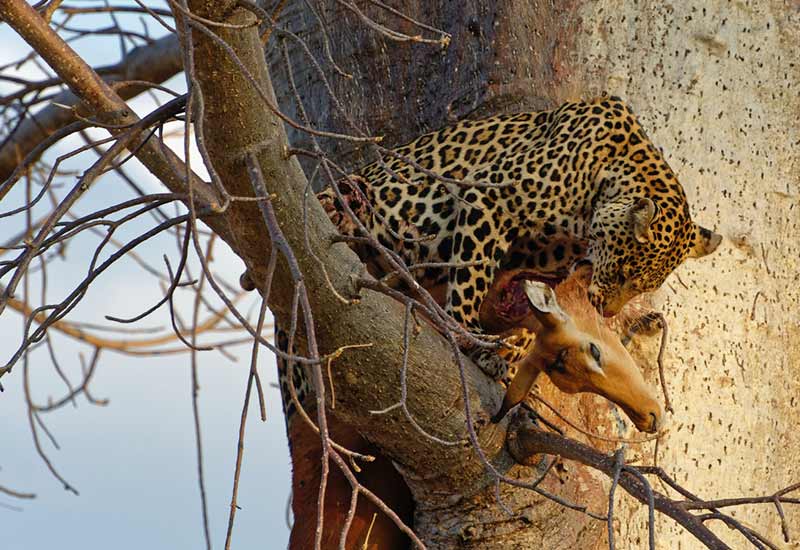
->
[648,412,660,433]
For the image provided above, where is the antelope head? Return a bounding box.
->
[492,279,664,433]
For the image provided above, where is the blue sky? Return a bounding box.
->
[1,5,292,549]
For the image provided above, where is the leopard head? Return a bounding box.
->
[586,196,721,317]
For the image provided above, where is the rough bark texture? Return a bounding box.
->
[268,0,799,547]
[271,0,584,180]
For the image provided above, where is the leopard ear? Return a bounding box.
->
[629,198,657,243]
[522,281,567,329]
[687,223,722,258]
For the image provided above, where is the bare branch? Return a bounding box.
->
[0,0,221,222]
[0,33,182,184]
[0,485,36,499]
[508,421,739,550]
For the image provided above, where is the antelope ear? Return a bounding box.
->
[522,281,567,329]
[630,198,657,243]
[687,223,722,258]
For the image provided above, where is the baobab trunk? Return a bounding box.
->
[269,0,799,547]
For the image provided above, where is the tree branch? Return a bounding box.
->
[0,33,183,184]
[0,485,36,499]
[507,420,730,549]
[0,0,219,218]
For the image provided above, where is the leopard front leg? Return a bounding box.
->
[446,209,511,381]
[467,345,511,381]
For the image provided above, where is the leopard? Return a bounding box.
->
[316,95,722,379]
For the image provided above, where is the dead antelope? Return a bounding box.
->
[485,272,664,433]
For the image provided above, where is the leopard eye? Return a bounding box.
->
[589,342,602,364]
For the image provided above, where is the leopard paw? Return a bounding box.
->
[468,347,509,381]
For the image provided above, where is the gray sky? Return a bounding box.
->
[1,7,293,548]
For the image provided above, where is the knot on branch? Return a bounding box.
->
[239,269,256,291]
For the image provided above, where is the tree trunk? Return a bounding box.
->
[268,1,800,547]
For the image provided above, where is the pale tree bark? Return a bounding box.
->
[574,2,800,547]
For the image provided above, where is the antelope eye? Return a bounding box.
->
[589,342,602,363]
